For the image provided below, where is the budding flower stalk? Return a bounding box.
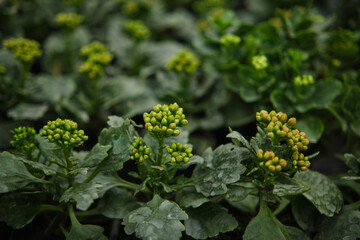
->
[166,143,193,163]
[130,137,152,163]
[124,20,150,40]
[294,75,314,87]
[166,49,200,74]
[220,34,241,47]
[143,103,188,138]
[39,118,88,148]
[10,126,36,156]
[252,55,268,70]
[3,38,42,63]
[55,13,84,31]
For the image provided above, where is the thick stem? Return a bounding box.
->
[83,168,100,184]
[64,147,74,185]
[157,137,164,166]
[40,204,65,213]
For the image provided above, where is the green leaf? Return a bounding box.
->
[184,203,238,239]
[175,187,209,208]
[226,183,252,202]
[0,152,45,193]
[193,144,247,197]
[228,195,259,215]
[97,188,140,219]
[18,158,58,176]
[0,194,41,229]
[123,195,188,240]
[227,131,252,149]
[36,135,66,167]
[344,153,360,175]
[107,116,125,127]
[60,183,102,211]
[294,170,343,216]
[291,195,323,232]
[273,177,310,197]
[7,103,48,121]
[67,223,107,240]
[80,144,112,168]
[97,126,132,172]
[317,201,360,240]
[243,200,310,240]
[270,90,295,115]
[296,116,324,143]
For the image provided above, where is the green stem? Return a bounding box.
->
[64,147,74,185]
[20,62,30,88]
[60,225,69,238]
[40,204,65,213]
[157,137,164,166]
[68,204,80,227]
[75,208,101,217]
[83,168,100,184]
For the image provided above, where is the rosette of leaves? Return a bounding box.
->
[0,117,144,239]
[223,110,343,239]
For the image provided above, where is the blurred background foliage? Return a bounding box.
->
[0,0,359,173]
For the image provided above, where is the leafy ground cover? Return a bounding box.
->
[0,0,360,239]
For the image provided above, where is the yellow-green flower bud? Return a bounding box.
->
[55,12,84,30]
[124,20,150,40]
[166,49,200,74]
[220,34,241,47]
[3,38,42,63]
[252,55,268,70]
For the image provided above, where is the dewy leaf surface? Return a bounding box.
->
[184,203,238,239]
[317,201,360,240]
[0,151,45,193]
[243,200,310,240]
[193,144,247,197]
[60,183,102,211]
[294,170,343,216]
[123,195,188,240]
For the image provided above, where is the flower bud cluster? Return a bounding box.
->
[130,137,151,163]
[193,0,225,13]
[3,38,42,63]
[252,55,268,70]
[166,143,193,163]
[124,20,150,40]
[294,75,314,87]
[55,13,84,30]
[143,103,188,138]
[166,49,200,74]
[40,118,88,147]
[257,149,287,172]
[256,110,311,172]
[10,126,36,155]
[291,151,311,171]
[79,41,113,79]
[220,34,241,47]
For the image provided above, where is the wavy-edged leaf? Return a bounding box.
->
[273,177,310,197]
[80,144,111,168]
[175,187,210,208]
[60,183,102,211]
[294,170,343,216]
[185,203,238,239]
[243,200,310,240]
[0,152,46,193]
[123,195,188,240]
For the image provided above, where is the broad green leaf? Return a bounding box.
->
[0,152,45,193]
[227,130,252,149]
[270,90,295,115]
[344,153,360,175]
[184,203,238,239]
[273,177,310,197]
[107,116,125,127]
[175,187,210,208]
[296,116,324,143]
[193,144,247,197]
[317,201,360,240]
[7,103,48,121]
[243,200,310,240]
[36,135,66,167]
[80,144,112,168]
[97,188,140,219]
[67,222,107,240]
[123,195,188,240]
[291,196,323,232]
[18,158,57,176]
[0,194,41,229]
[228,195,259,215]
[60,183,102,211]
[226,183,252,202]
[294,170,343,216]
[97,126,132,172]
